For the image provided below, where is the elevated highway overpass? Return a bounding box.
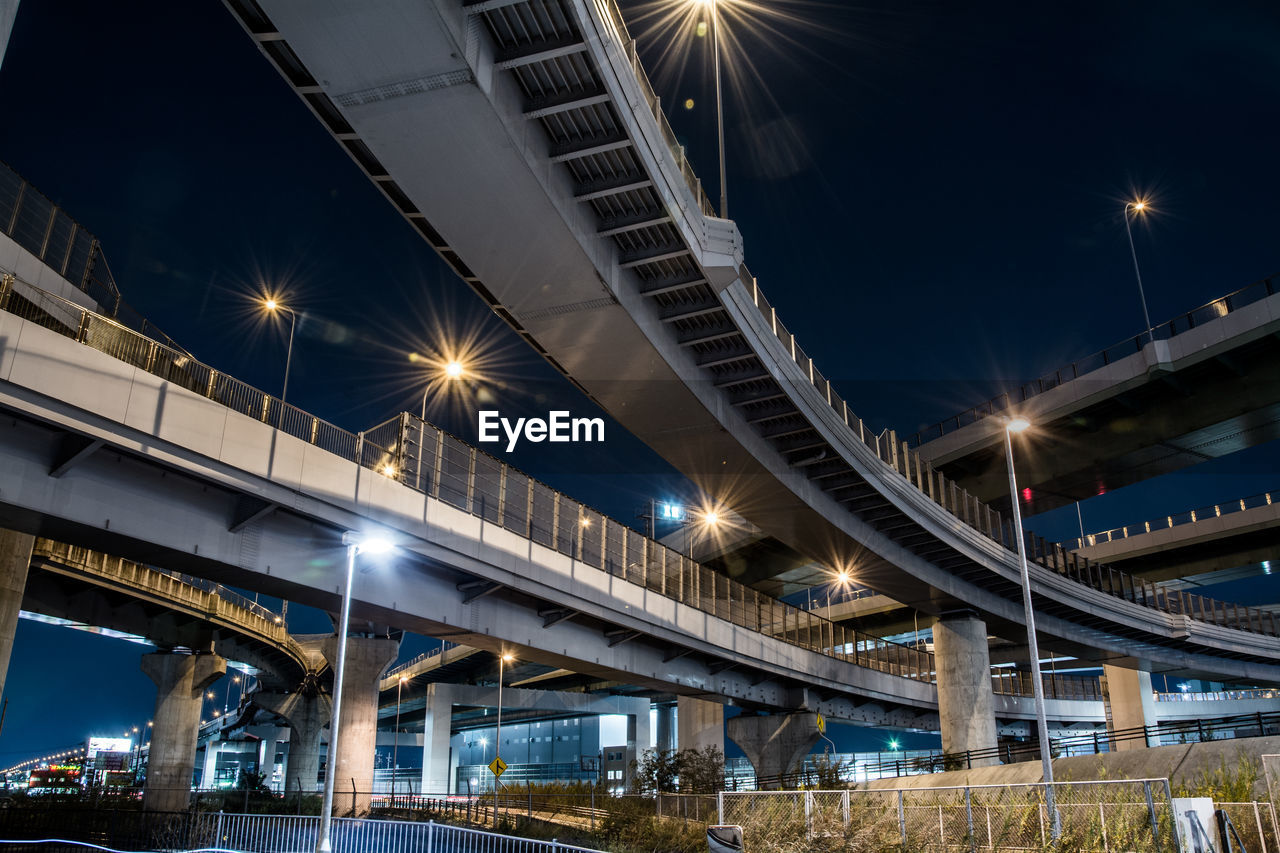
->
[218,0,1280,683]
[1064,490,1279,587]
[911,277,1280,516]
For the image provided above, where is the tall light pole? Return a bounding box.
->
[262,298,298,404]
[704,0,728,217]
[1122,201,1154,341]
[494,652,514,826]
[316,532,394,853]
[1002,417,1060,839]
[392,675,408,799]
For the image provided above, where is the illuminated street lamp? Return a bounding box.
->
[261,298,299,404]
[421,360,466,421]
[494,652,515,825]
[316,531,396,853]
[1002,417,1060,838]
[1122,201,1154,341]
[695,0,728,217]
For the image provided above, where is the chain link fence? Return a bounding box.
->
[720,780,1178,853]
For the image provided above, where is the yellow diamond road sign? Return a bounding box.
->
[816,713,826,735]
[489,757,508,778]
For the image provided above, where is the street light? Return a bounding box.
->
[1001,416,1060,838]
[316,531,396,853]
[421,360,466,421]
[1122,201,1154,341]
[694,0,729,217]
[392,675,408,800]
[261,297,298,404]
[494,652,515,826]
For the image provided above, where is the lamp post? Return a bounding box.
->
[697,0,728,217]
[1002,417,1060,839]
[316,532,394,853]
[262,299,298,404]
[392,675,408,800]
[420,360,465,421]
[494,652,514,826]
[1122,201,1154,341]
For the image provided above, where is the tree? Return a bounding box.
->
[676,746,724,794]
[630,748,679,794]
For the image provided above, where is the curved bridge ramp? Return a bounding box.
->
[25,538,312,689]
[222,0,1280,679]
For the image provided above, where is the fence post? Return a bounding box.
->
[427,820,435,853]
[962,787,975,853]
[1143,781,1160,852]
[898,790,907,845]
[843,790,850,829]
[215,811,225,848]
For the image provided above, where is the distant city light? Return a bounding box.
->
[1264,560,1272,575]
[887,739,900,751]
[1179,683,1191,692]
[660,502,686,521]
[1021,487,1033,502]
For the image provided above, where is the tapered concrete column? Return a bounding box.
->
[677,696,723,754]
[655,703,675,753]
[1103,665,1156,751]
[933,613,998,764]
[255,690,329,794]
[421,684,453,795]
[321,635,398,816]
[141,652,226,811]
[727,713,820,788]
[0,529,34,703]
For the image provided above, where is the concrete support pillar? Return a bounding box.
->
[933,613,998,764]
[655,703,675,753]
[321,635,399,816]
[0,1,19,71]
[0,529,34,703]
[727,713,821,788]
[1103,665,1156,751]
[141,652,226,811]
[420,683,454,795]
[677,696,723,754]
[255,690,329,795]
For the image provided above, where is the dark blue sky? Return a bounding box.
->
[0,0,1277,766]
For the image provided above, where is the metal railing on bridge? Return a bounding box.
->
[0,273,937,686]
[908,272,1280,447]
[1060,490,1276,552]
[740,279,1280,639]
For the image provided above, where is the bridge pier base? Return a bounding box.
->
[322,635,399,816]
[934,613,998,765]
[1103,665,1155,751]
[655,702,675,753]
[677,696,724,755]
[255,690,328,794]
[727,713,820,788]
[0,529,34,703]
[142,651,226,811]
[420,683,452,795]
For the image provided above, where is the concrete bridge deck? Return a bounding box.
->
[220,0,1280,679]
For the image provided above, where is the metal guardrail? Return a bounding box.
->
[1061,490,1276,552]
[0,274,938,686]
[908,272,1280,447]
[741,281,1280,639]
[753,710,1280,785]
[1156,687,1280,703]
[384,641,459,680]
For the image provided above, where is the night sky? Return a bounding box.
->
[0,0,1278,764]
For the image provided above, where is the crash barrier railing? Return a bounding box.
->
[0,161,184,354]
[1061,490,1276,552]
[0,273,937,686]
[909,273,1280,447]
[383,641,460,681]
[1157,687,1280,703]
[0,806,606,853]
[753,711,1280,786]
[32,539,287,629]
[721,780,1178,853]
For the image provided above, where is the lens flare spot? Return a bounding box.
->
[696,20,707,37]
[684,98,695,110]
